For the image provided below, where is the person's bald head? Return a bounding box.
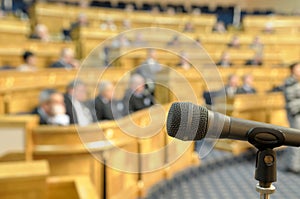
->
[98,81,114,100]
[290,62,300,80]
[60,48,75,64]
[129,74,145,94]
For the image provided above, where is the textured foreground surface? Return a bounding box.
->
[146,142,300,199]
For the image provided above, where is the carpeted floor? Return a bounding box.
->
[145,142,300,199]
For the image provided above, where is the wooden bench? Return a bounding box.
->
[0,41,76,68]
[0,17,30,43]
[243,15,300,34]
[0,160,49,199]
[32,123,139,199]
[47,175,99,199]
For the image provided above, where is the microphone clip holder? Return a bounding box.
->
[247,127,285,199]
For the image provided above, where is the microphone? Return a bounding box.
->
[166,102,300,147]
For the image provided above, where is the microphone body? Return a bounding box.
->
[166,102,300,147]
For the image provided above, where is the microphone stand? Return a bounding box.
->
[247,127,285,199]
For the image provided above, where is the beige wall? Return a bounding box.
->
[239,0,300,13]
[190,0,299,13]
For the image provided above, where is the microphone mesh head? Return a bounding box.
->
[166,102,209,141]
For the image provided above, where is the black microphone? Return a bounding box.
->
[166,102,300,147]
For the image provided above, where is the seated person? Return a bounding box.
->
[32,89,70,125]
[212,21,226,33]
[132,32,148,47]
[122,19,132,30]
[63,13,89,40]
[93,81,125,120]
[123,74,155,114]
[245,53,263,66]
[249,36,264,51]
[100,18,117,31]
[50,48,80,69]
[192,8,201,16]
[237,74,257,94]
[111,34,131,48]
[216,51,233,67]
[263,21,275,34]
[64,80,96,126]
[227,35,240,48]
[125,3,135,12]
[135,49,162,94]
[18,51,37,71]
[183,22,195,32]
[176,51,191,70]
[167,35,181,47]
[29,24,50,42]
[150,6,161,14]
[166,7,176,15]
[224,74,240,98]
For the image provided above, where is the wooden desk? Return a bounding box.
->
[0,160,49,199]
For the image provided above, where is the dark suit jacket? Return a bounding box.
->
[245,59,263,66]
[31,107,48,125]
[123,89,155,114]
[92,96,124,121]
[50,60,72,69]
[64,94,77,124]
[216,61,233,67]
[237,86,257,94]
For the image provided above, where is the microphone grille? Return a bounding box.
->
[166,102,209,141]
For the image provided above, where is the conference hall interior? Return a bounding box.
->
[0,0,300,198]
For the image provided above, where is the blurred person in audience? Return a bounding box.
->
[135,48,162,94]
[227,35,240,48]
[111,34,131,48]
[166,7,175,15]
[183,22,195,33]
[63,13,89,40]
[237,74,257,94]
[92,81,125,120]
[249,36,264,51]
[64,80,96,126]
[123,74,155,114]
[100,18,117,31]
[132,32,148,47]
[150,6,160,14]
[32,89,70,125]
[245,53,263,66]
[18,51,37,71]
[203,74,239,105]
[50,48,80,69]
[0,10,5,18]
[125,3,135,12]
[217,51,233,67]
[122,19,132,30]
[224,74,240,98]
[263,21,275,34]
[212,21,227,33]
[0,65,14,70]
[79,0,89,8]
[167,35,181,47]
[284,62,300,173]
[192,8,201,16]
[176,51,191,70]
[30,24,50,42]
